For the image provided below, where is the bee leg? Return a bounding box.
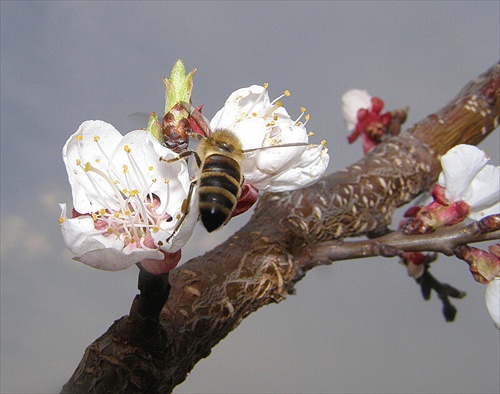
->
[160,150,202,168]
[165,178,198,243]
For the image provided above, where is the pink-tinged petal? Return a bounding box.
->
[485,278,500,329]
[232,184,259,217]
[77,247,162,271]
[189,105,207,137]
[60,120,198,272]
[370,97,384,113]
[438,144,489,202]
[59,204,164,271]
[362,134,378,153]
[140,250,182,274]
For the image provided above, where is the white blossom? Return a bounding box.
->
[485,278,500,329]
[59,120,197,271]
[438,144,500,220]
[210,85,329,192]
[341,89,372,131]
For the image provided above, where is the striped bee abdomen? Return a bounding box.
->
[199,154,243,232]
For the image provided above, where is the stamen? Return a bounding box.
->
[294,107,307,124]
[58,217,65,224]
[263,101,283,118]
[303,113,311,126]
[246,84,271,115]
[82,163,128,212]
[271,90,291,105]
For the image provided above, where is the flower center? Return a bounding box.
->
[73,136,172,248]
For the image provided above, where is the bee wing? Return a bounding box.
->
[127,112,152,130]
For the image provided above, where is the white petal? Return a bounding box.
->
[210,85,269,131]
[76,248,163,271]
[110,130,191,214]
[153,186,199,253]
[438,145,489,202]
[63,120,124,213]
[59,203,163,271]
[341,89,372,131]
[485,278,500,329]
[210,85,330,193]
[465,164,500,219]
[256,145,329,192]
[230,117,267,150]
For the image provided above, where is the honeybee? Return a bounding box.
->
[162,102,310,234]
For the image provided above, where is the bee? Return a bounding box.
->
[162,102,310,235]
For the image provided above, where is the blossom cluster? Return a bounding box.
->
[341,89,392,153]
[59,86,329,273]
[399,144,499,328]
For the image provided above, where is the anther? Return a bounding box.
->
[271,90,291,105]
[263,101,283,118]
[294,108,307,124]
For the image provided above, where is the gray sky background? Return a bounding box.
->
[1,1,499,393]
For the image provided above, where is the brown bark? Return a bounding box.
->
[62,63,500,393]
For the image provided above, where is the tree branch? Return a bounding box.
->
[295,214,500,267]
[62,63,500,393]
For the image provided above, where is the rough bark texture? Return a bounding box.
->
[62,63,500,393]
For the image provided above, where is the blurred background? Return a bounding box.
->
[1,1,499,393]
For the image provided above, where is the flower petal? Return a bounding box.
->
[210,85,329,193]
[77,247,162,271]
[255,144,329,192]
[63,120,124,213]
[485,278,500,329]
[342,89,372,131]
[438,144,489,202]
[59,203,163,271]
[466,164,500,220]
[60,122,199,271]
